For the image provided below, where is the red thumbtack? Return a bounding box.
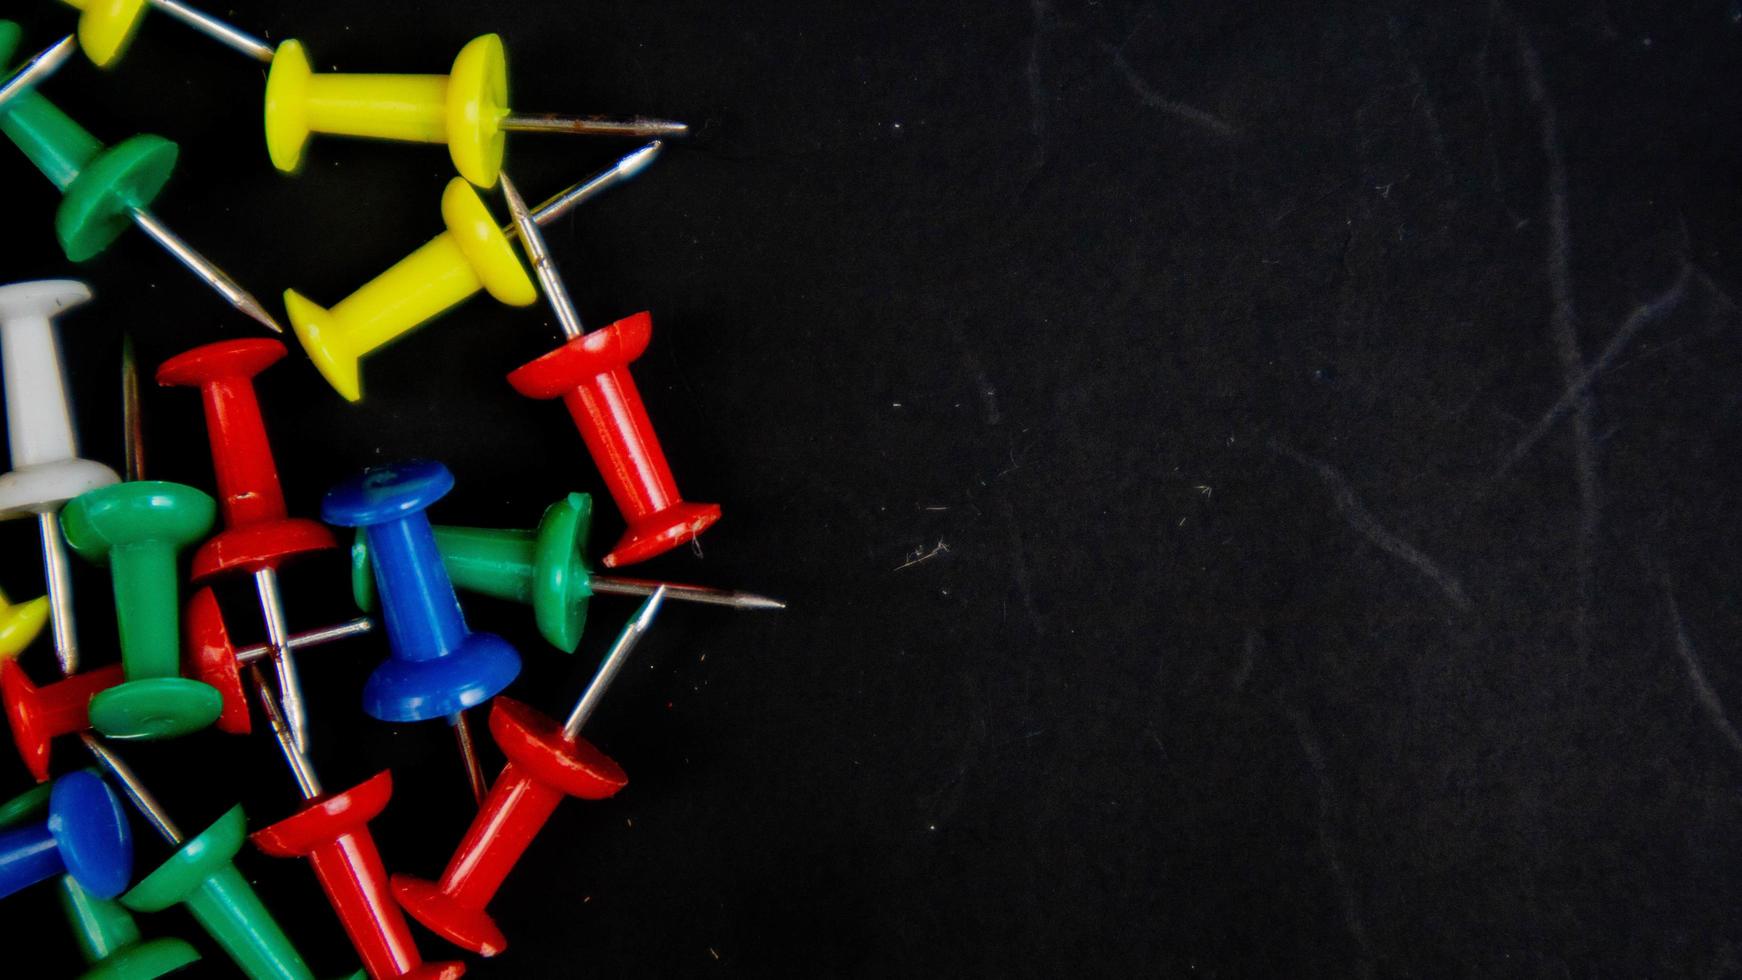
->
[158,338,337,756]
[392,588,665,956]
[243,642,465,979]
[0,660,123,781]
[496,173,718,568]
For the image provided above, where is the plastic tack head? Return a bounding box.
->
[264,34,508,186]
[285,178,534,402]
[59,0,150,67]
[157,338,338,578]
[253,771,467,980]
[0,588,51,661]
[0,770,131,900]
[354,493,596,652]
[391,698,624,956]
[123,805,323,980]
[1,659,125,780]
[0,278,119,516]
[322,462,520,723]
[506,312,720,566]
[63,481,222,740]
[60,874,202,980]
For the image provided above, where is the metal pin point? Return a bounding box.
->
[245,664,321,798]
[588,575,786,610]
[146,0,275,63]
[453,712,487,806]
[0,35,77,111]
[79,733,182,845]
[251,567,308,755]
[38,512,79,675]
[564,587,666,739]
[499,113,688,139]
[127,209,283,333]
[121,335,144,483]
[519,140,665,231]
[500,171,585,340]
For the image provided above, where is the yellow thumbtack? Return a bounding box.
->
[264,34,687,187]
[0,588,51,662]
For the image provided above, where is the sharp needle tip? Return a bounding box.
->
[618,141,665,181]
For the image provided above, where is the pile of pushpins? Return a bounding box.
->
[0,4,779,977]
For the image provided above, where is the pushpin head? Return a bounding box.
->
[1,660,125,780]
[324,459,455,527]
[444,34,509,188]
[0,278,92,320]
[261,39,314,173]
[184,587,250,734]
[120,806,247,912]
[62,480,215,557]
[490,696,626,800]
[360,636,519,722]
[440,177,533,306]
[87,678,222,741]
[47,769,133,899]
[0,589,51,662]
[60,0,151,67]
[57,134,178,262]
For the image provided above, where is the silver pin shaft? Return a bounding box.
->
[500,171,586,340]
[128,209,284,334]
[233,616,374,667]
[148,0,276,63]
[516,141,665,231]
[563,587,665,740]
[499,113,689,139]
[80,733,183,845]
[246,665,322,799]
[38,512,78,675]
[590,574,785,611]
[253,567,309,756]
[453,711,487,806]
[0,36,77,111]
[122,334,144,482]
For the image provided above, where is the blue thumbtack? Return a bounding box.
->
[322,460,520,804]
[0,769,131,900]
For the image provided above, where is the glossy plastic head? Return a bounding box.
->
[1,660,126,781]
[57,134,178,262]
[441,179,534,305]
[262,39,313,172]
[62,481,215,556]
[121,806,246,911]
[490,697,626,799]
[445,34,509,187]
[360,632,520,722]
[47,770,132,898]
[183,587,250,734]
[0,588,50,662]
[60,0,152,67]
[323,460,454,528]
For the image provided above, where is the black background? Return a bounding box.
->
[2,0,1741,976]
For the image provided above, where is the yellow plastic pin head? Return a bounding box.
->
[284,289,362,402]
[445,34,510,187]
[61,0,150,67]
[440,178,536,306]
[0,588,50,662]
[263,39,314,173]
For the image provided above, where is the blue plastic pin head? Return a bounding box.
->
[0,770,131,900]
[322,460,520,722]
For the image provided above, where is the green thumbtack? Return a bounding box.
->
[62,481,223,739]
[0,777,200,980]
[122,807,332,980]
[0,21,280,332]
[352,492,783,652]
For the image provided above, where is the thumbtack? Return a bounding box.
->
[159,338,340,754]
[0,778,200,978]
[264,34,687,186]
[79,736,344,980]
[0,23,282,332]
[57,0,275,66]
[246,657,466,979]
[322,461,521,805]
[185,586,373,735]
[0,770,131,901]
[61,479,224,739]
[285,142,660,402]
[352,492,780,652]
[500,169,719,567]
[0,659,124,781]
[0,33,76,111]
[0,279,121,676]
[393,590,664,956]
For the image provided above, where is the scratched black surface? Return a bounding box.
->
[0,0,1739,976]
